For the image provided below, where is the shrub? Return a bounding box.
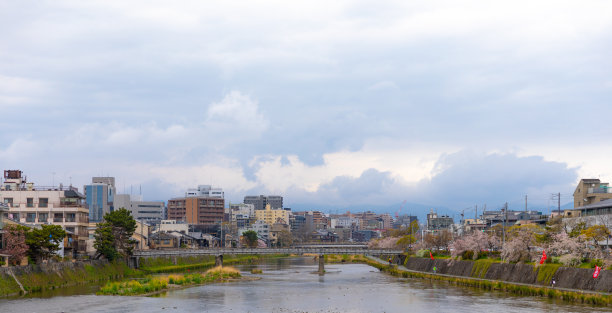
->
[559,254,581,267]
[589,259,603,268]
[462,250,474,260]
[416,249,431,258]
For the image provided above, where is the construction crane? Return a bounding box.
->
[395,200,407,219]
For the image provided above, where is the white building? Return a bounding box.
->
[185,185,224,198]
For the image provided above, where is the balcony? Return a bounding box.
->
[588,187,611,194]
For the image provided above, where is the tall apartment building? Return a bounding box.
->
[167,185,224,225]
[244,195,283,210]
[115,193,165,225]
[0,170,89,250]
[84,177,115,223]
[254,203,290,225]
[426,210,454,232]
[573,179,612,208]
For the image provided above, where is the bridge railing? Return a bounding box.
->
[132,247,403,257]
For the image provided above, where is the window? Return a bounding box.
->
[65,213,76,222]
[39,198,48,208]
[10,213,20,221]
[27,198,34,208]
[54,213,63,222]
[38,213,48,223]
[3,198,13,207]
[26,213,36,223]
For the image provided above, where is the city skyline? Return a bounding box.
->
[2,1,611,210]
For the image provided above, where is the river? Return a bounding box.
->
[0,257,608,312]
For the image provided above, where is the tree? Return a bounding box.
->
[242,230,258,248]
[26,224,66,262]
[501,225,540,262]
[396,235,416,250]
[450,231,499,259]
[276,230,293,247]
[0,224,29,265]
[94,208,137,261]
[581,225,611,247]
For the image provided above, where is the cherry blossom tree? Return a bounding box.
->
[0,224,29,265]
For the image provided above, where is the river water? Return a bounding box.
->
[0,257,608,313]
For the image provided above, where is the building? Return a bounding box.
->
[84,177,115,223]
[186,185,224,198]
[158,219,189,233]
[573,179,612,208]
[229,203,255,228]
[244,195,283,210]
[0,170,89,254]
[167,185,224,225]
[254,203,290,225]
[567,198,612,218]
[393,215,418,229]
[480,210,547,227]
[115,194,165,225]
[426,210,454,232]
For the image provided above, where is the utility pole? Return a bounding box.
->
[502,202,508,247]
[525,195,528,212]
[551,193,561,215]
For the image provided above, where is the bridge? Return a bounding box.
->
[130,247,403,274]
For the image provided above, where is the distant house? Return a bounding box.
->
[150,232,178,249]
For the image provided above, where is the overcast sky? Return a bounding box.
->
[1,1,611,212]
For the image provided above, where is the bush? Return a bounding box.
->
[462,250,474,260]
[559,254,581,267]
[589,259,603,268]
[416,249,431,258]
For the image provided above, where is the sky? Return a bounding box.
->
[1,1,612,214]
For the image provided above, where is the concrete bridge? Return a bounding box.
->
[130,247,403,274]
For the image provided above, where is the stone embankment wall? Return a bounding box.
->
[403,257,612,293]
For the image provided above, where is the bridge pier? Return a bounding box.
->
[215,255,223,267]
[128,256,140,269]
[318,254,324,275]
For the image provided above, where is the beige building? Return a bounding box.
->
[255,204,290,225]
[573,179,612,208]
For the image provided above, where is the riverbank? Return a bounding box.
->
[0,260,137,297]
[361,256,612,306]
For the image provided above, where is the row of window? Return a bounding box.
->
[3,197,49,208]
[5,212,80,223]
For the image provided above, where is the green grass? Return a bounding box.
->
[353,258,611,307]
[97,266,242,296]
[536,263,561,285]
[471,259,498,278]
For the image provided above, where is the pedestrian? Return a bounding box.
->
[551,277,556,288]
[433,266,437,274]
[388,258,392,265]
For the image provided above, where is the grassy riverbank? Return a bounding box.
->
[358,257,612,306]
[0,261,139,297]
[97,266,244,296]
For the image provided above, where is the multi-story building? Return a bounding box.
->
[393,215,418,229]
[0,170,89,252]
[426,210,454,232]
[255,203,290,225]
[186,185,224,198]
[115,194,164,225]
[229,203,255,228]
[84,177,115,223]
[167,185,224,225]
[244,195,283,210]
[573,179,612,208]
